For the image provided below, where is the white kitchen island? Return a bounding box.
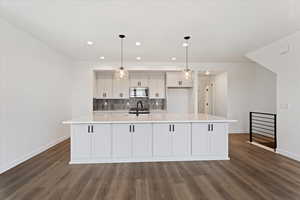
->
[63,113,236,164]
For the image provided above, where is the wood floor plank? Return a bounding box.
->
[1,134,300,200]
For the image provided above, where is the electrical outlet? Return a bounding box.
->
[280,103,290,110]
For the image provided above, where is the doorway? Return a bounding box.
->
[198,72,228,117]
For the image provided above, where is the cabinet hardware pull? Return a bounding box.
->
[172,125,175,132]
[178,81,182,86]
[129,125,131,132]
[133,125,135,132]
[208,124,210,132]
[169,124,171,132]
[88,125,90,133]
[211,124,213,132]
[209,124,213,132]
[91,125,94,133]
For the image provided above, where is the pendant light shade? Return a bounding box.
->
[183,36,192,80]
[115,34,128,80]
[183,68,192,80]
[115,66,128,80]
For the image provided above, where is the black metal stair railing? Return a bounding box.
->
[250,112,277,150]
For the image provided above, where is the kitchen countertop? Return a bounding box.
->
[93,110,167,113]
[63,113,237,124]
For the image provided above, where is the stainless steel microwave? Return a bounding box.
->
[129,87,149,98]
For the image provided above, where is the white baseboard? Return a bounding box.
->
[230,130,248,134]
[248,141,275,152]
[0,135,70,174]
[70,155,230,164]
[277,148,300,162]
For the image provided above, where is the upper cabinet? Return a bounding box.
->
[130,72,149,87]
[113,78,129,99]
[166,72,193,88]
[149,72,166,99]
[95,72,113,99]
[94,71,166,99]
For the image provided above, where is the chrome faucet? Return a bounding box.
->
[136,101,143,116]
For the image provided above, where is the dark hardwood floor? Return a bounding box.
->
[252,133,276,149]
[1,134,300,200]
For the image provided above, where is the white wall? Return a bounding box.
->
[212,72,228,117]
[71,64,94,118]
[71,62,276,133]
[0,18,72,173]
[247,31,300,161]
[253,65,277,113]
[0,48,4,169]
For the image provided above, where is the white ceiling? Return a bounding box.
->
[0,0,299,62]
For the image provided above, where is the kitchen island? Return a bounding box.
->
[63,113,236,164]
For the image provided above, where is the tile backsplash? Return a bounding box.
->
[93,99,166,111]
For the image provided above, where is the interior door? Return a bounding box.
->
[172,123,191,156]
[167,88,190,113]
[91,124,111,158]
[132,124,152,157]
[112,124,131,158]
[191,123,210,155]
[210,123,228,155]
[153,124,172,156]
[72,125,91,159]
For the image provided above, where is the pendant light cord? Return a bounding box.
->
[121,37,123,68]
[184,36,190,71]
[186,40,188,70]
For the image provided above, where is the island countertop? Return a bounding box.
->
[63,113,237,124]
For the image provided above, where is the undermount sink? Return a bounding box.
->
[129,111,150,115]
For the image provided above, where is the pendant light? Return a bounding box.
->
[115,34,128,80]
[183,36,192,80]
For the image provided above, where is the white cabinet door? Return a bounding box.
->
[132,124,152,157]
[181,77,193,88]
[149,73,165,98]
[210,123,228,155]
[173,123,191,156]
[166,72,179,87]
[72,125,91,159]
[153,124,172,156]
[91,124,111,158]
[96,73,113,98]
[191,123,210,155]
[112,124,131,158]
[166,72,193,88]
[113,79,129,99]
[130,72,149,87]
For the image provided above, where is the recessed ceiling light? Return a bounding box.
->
[182,42,188,47]
[87,41,94,46]
[171,57,177,61]
[136,57,141,60]
[99,56,105,60]
[135,42,141,46]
